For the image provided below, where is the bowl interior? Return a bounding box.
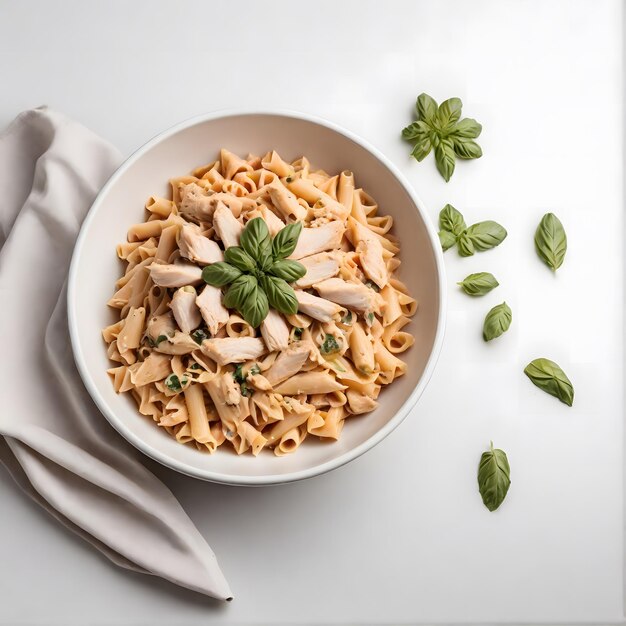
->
[69,112,443,484]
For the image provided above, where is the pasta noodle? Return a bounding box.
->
[104,149,417,456]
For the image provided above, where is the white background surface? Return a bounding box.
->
[0,0,623,624]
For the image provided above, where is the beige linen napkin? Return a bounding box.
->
[0,108,233,601]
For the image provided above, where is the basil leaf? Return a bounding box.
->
[483,302,512,341]
[534,212,567,271]
[437,97,463,131]
[224,246,256,272]
[191,328,210,345]
[240,283,269,328]
[320,334,340,355]
[452,137,483,160]
[457,232,475,257]
[165,373,188,393]
[233,364,246,383]
[410,136,433,162]
[439,204,466,236]
[202,262,242,287]
[477,441,511,512]
[261,275,298,315]
[439,230,456,251]
[271,221,303,259]
[223,274,257,310]
[451,117,482,138]
[458,272,499,296]
[524,358,574,406]
[250,364,261,375]
[416,93,438,125]
[240,217,271,261]
[466,220,507,251]
[402,120,430,140]
[268,259,306,282]
[434,138,456,182]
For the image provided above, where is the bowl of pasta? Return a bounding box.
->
[68,110,446,485]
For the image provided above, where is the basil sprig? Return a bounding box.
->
[483,302,512,341]
[402,93,483,181]
[458,272,499,296]
[202,218,305,327]
[534,213,567,271]
[438,205,506,256]
[477,441,511,512]
[524,358,574,406]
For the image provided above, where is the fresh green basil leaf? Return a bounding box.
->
[202,262,242,287]
[416,93,438,125]
[240,283,269,328]
[320,334,340,355]
[451,117,482,138]
[457,232,475,257]
[466,221,507,251]
[434,138,456,182]
[452,137,483,160]
[437,97,463,131]
[223,274,257,310]
[165,373,188,393]
[483,302,512,341]
[224,246,256,272]
[439,204,466,236]
[534,212,567,271]
[458,272,499,296]
[477,441,511,512]
[268,259,306,282]
[524,358,574,406]
[410,136,433,162]
[439,230,456,251]
[190,328,210,345]
[271,221,303,259]
[402,120,430,140]
[240,217,271,261]
[261,275,298,315]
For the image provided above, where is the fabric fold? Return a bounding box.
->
[0,108,233,601]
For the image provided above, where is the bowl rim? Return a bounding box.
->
[67,107,447,485]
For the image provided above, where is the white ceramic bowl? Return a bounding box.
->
[68,110,446,485]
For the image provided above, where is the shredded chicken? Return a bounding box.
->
[313,278,381,313]
[201,337,265,365]
[293,252,340,288]
[294,290,342,322]
[213,201,244,248]
[178,223,224,265]
[169,286,202,334]
[289,220,345,260]
[265,341,312,386]
[349,218,388,289]
[149,262,203,288]
[196,284,229,335]
[260,310,290,352]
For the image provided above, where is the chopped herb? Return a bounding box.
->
[249,364,261,376]
[240,381,253,397]
[191,328,210,345]
[320,334,340,355]
[165,374,188,392]
[341,311,353,325]
[146,334,168,348]
[190,363,202,370]
[364,280,380,292]
[366,312,375,324]
[285,176,293,183]
[293,327,303,340]
[233,364,246,384]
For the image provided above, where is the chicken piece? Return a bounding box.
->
[221,372,241,406]
[145,312,176,344]
[293,252,340,288]
[179,183,242,220]
[178,223,224,265]
[195,285,229,335]
[265,341,312,386]
[213,201,244,248]
[169,286,202,334]
[267,180,307,221]
[200,337,265,365]
[314,278,381,313]
[349,218,388,289]
[154,331,199,355]
[260,205,286,236]
[273,371,347,395]
[289,221,345,260]
[295,290,342,323]
[346,389,379,415]
[149,262,203,288]
[260,310,290,352]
